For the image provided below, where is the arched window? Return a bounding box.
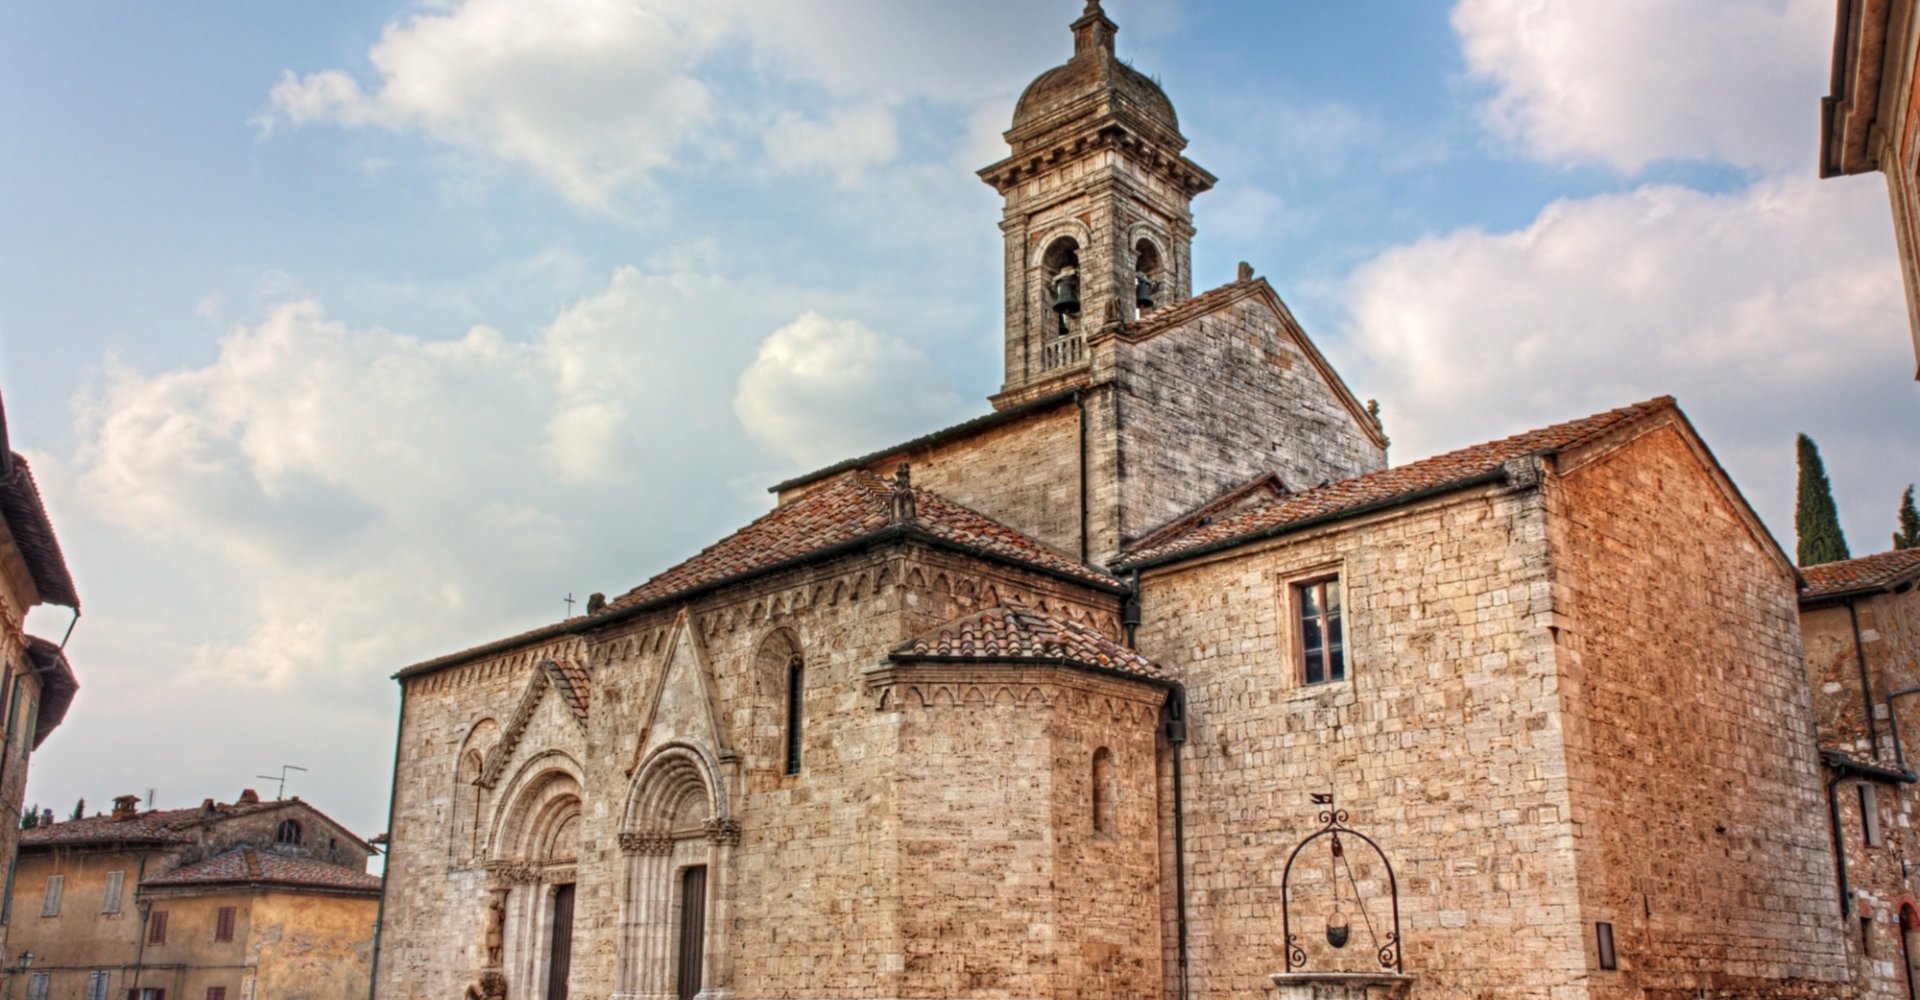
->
[785,656,805,775]
[275,819,303,847]
[1133,238,1164,315]
[1092,747,1116,836]
[1042,237,1083,335]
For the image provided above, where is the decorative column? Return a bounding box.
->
[696,818,741,1000]
[611,832,676,1000]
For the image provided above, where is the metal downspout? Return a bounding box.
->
[1167,685,1190,1000]
[368,682,409,1000]
[1830,769,1854,916]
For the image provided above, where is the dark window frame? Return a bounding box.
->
[215,905,236,942]
[1294,576,1346,686]
[783,656,804,776]
[149,908,169,945]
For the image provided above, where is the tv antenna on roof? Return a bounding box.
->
[256,764,308,800]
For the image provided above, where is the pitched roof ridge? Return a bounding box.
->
[1126,471,1286,554]
[1120,396,1676,568]
[1119,278,1259,339]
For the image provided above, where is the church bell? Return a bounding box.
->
[1136,273,1156,311]
[1052,273,1081,316]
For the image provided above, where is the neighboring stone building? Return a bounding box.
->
[0,390,82,992]
[379,5,1859,999]
[12,791,380,1000]
[1823,0,1920,378]
[1801,548,1920,997]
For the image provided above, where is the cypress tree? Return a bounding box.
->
[69,798,84,821]
[1896,486,1920,550]
[1797,434,1851,567]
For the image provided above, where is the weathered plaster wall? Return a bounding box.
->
[250,889,377,1000]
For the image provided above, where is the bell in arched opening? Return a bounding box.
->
[1053,270,1081,317]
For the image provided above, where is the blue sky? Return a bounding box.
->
[2,0,1914,842]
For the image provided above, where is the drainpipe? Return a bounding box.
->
[368,682,409,1000]
[130,850,151,995]
[1822,750,1916,916]
[1850,600,1881,759]
[1075,390,1090,564]
[1165,685,1190,1000]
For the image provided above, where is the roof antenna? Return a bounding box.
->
[255,764,307,800]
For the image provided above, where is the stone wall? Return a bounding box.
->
[1134,478,1592,998]
[1107,288,1385,557]
[1550,421,1849,998]
[378,540,1130,1000]
[1803,584,1920,997]
[881,664,1166,999]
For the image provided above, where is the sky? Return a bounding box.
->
[1,0,1916,845]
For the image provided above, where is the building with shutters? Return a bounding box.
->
[377,4,1871,998]
[10,790,379,1000]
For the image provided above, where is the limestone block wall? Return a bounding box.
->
[1134,481,1592,998]
[880,665,1165,1000]
[1550,422,1849,998]
[380,541,1130,1000]
[1107,293,1385,555]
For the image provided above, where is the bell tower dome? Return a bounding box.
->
[981,0,1216,407]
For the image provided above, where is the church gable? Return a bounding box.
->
[476,659,590,789]
[631,611,734,768]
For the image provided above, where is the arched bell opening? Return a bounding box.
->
[1042,236,1083,335]
[1134,238,1166,317]
[614,744,734,1000]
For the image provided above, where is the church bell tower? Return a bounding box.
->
[980,0,1216,407]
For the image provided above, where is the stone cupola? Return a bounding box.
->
[981,0,1216,407]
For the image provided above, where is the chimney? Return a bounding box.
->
[40,808,53,828]
[237,788,260,805]
[201,798,217,817]
[111,795,140,821]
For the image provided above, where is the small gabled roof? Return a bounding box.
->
[891,603,1169,684]
[21,795,373,854]
[1126,471,1287,555]
[140,846,380,895]
[1802,548,1920,603]
[1121,397,1676,569]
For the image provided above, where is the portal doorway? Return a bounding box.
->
[677,866,708,1000]
[547,883,576,1000]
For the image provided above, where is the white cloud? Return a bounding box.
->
[1342,172,1920,550]
[266,0,722,207]
[260,0,1080,207]
[764,107,900,185]
[734,312,968,468]
[1452,0,1831,172]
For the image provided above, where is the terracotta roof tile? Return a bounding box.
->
[891,603,1168,683]
[610,470,1116,610]
[1802,548,1920,600]
[547,659,591,724]
[1121,397,1676,567]
[1121,278,1259,340]
[1126,472,1287,555]
[22,797,372,854]
[141,847,380,894]
[0,455,78,609]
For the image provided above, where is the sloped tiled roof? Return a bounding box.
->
[769,389,1082,495]
[1802,548,1920,601]
[0,455,78,609]
[24,636,77,749]
[611,470,1117,610]
[1122,397,1676,567]
[1126,471,1287,555]
[547,659,591,724]
[891,603,1169,683]
[141,847,380,894]
[22,796,372,853]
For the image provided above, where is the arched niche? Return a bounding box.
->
[751,629,805,775]
[451,718,500,865]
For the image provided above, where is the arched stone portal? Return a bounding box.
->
[614,743,735,1000]
[486,752,584,1000]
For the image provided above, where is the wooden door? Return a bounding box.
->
[547,883,576,1000]
[676,866,707,1000]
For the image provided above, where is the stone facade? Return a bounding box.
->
[1801,548,1920,998]
[378,5,1866,999]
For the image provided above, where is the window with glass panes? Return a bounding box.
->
[1296,578,1345,685]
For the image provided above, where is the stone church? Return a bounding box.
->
[376,5,1861,998]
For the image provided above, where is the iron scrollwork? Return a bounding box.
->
[1279,792,1405,975]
